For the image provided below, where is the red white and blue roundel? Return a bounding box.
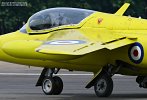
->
[128,42,144,64]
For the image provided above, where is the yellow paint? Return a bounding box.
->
[115,3,130,16]
[1,3,147,75]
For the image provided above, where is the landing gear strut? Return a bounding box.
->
[86,63,121,97]
[36,68,63,95]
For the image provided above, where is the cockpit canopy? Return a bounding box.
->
[28,8,95,30]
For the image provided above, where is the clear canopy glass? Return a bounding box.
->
[28,8,95,30]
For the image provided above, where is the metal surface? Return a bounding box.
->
[42,79,52,93]
[96,79,107,94]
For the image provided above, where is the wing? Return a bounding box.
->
[36,29,137,55]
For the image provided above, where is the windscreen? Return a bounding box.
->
[20,24,27,33]
[29,8,95,30]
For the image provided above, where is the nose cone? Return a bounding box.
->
[1,40,42,59]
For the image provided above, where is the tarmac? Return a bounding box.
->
[0,61,147,100]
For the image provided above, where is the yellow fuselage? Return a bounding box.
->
[1,12,147,75]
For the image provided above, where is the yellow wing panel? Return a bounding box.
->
[36,29,137,55]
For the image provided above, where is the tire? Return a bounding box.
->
[94,74,113,97]
[42,77,56,95]
[53,76,63,95]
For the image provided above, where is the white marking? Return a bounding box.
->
[50,41,79,45]
[0,73,92,76]
[46,40,85,45]
[0,73,124,76]
[0,73,40,76]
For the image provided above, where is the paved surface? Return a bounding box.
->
[0,62,147,100]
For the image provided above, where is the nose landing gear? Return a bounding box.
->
[42,76,63,95]
[36,68,63,95]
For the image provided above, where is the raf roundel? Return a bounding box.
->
[128,42,144,64]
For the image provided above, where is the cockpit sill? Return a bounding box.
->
[28,24,81,35]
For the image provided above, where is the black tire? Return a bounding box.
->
[42,77,56,95]
[94,74,113,97]
[53,76,63,95]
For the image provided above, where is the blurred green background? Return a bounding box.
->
[0,0,147,34]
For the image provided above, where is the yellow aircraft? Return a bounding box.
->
[1,3,147,97]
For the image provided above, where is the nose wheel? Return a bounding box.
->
[42,76,63,95]
[36,68,63,95]
[53,76,63,95]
